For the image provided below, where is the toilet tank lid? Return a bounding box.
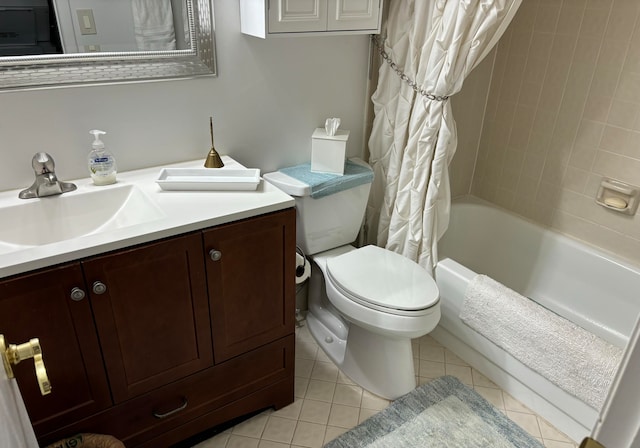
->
[263,158,373,199]
[263,171,310,197]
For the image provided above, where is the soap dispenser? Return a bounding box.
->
[88,129,117,185]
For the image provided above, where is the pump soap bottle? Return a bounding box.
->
[88,129,117,185]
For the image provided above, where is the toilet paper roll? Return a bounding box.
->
[295,253,311,284]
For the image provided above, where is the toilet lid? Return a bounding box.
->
[326,245,439,311]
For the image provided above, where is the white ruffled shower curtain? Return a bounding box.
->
[367,0,522,272]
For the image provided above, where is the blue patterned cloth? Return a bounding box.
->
[279,160,373,199]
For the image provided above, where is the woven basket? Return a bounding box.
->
[45,433,125,448]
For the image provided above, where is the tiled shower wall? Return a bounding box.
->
[460,0,640,266]
[449,51,495,198]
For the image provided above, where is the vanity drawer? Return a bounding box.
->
[137,376,294,448]
[39,335,294,447]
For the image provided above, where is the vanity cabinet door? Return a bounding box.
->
[0,262,112,437]
[204,209,296,363]
[82,233,213,403]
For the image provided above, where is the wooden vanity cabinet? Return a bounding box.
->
[0,263,112,437]
[205,208,296,363]
[1,208,296,447]
[82,232,213,403]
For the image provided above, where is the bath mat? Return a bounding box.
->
[460,274,623,409]
[324,376,542,448]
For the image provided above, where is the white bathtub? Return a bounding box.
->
[432,197,640,442]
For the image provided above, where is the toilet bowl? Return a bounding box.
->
[307,245,439,399]
[263,159,440,400]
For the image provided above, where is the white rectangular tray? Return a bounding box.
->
[156,168,261,191]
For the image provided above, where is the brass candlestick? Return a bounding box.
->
[204,117,224,168]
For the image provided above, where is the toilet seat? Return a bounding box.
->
[326,245,439,317]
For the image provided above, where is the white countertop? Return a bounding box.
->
[0,156,294,279]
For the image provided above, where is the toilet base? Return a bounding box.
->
[307,311,417,400]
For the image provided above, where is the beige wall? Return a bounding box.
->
[460,0,640,266]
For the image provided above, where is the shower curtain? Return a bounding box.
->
[367,0,522,272]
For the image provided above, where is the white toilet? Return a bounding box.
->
[264,159,440,400]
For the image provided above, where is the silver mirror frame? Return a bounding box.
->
[0,0,216,90]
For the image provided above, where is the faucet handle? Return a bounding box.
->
[32,152,56,175]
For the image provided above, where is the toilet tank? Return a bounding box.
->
[263,159,373,255]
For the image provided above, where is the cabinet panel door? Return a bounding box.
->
[83,233,212,403]
[327,0,380,31]
[205,209,296,363]
[0,263,111,437]
[269,0,327,33]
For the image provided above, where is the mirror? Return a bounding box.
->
[0,0,216,90]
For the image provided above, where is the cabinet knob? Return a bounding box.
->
[209,249,222,262]
[70,287,86,301]
[92,281,107,295]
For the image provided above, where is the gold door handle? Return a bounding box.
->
[1,334,52,395]
[580,438,607,448]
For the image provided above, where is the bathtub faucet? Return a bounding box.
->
[19,152,77,199]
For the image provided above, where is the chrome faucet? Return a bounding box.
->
[19,152,77,199]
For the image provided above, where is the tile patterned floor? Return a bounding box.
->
[192,324,579,448]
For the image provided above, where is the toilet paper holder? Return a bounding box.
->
[295,246,311,284]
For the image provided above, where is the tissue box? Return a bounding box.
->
[311,128,350,175]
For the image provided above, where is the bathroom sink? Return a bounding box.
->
[0,184,165,248]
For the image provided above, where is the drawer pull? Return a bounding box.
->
[209,249,222,261]
[152,397,188,419]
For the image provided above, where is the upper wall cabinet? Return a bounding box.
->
[240,0,382,38]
